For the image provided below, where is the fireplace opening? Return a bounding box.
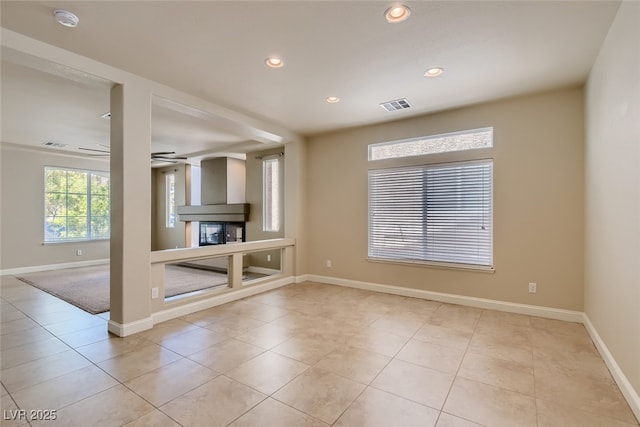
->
[199,221,246,246]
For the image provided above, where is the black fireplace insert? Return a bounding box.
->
[199,222,246,246]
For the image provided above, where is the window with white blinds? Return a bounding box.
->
[368,159,493,268]
[263,158,280,232]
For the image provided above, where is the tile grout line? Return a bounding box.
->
[436,306,483,424]
[1,279,155,418]
[3,280,635,426]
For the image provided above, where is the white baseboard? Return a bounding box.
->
[305,274,638,421]
[1,259,109,276]
[108,317,154,337]
[295,274,311,283]
[151,275,295,324]
[306,274,583,322]
[583,314,640,422]
[246,266,282,275]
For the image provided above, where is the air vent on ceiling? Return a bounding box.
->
[43,141,67,148]
[379,98,412,112]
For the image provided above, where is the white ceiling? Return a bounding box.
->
[0,58,265,160]
[0,1,621,157]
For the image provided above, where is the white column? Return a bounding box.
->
[109,83,153,336]
[229,253,244,289]
[284,140,308,277]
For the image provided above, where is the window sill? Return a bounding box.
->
[43,239,110,246]
[366,257,495,273]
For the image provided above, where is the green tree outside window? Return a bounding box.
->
[45,167,110,242]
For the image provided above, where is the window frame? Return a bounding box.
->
[262,157,280,232]
[368,127,493,161]
[165,173,176,229]
[44,166,110,243]
[367,128,494,272]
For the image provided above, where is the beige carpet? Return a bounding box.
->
[16,264,264,314]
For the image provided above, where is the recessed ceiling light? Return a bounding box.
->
[326,96,340,104]
[384,5,411,23]
[100,112,111,119]
[53,9,79,28]
[265,57,284,68]
[424,67,444,77]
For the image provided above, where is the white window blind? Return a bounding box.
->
[368,160,493,268]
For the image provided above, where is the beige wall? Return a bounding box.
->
[246,148,284,268]
[585,0,640,396]
[0,144,110,270]
[226,157,246,204]
[307,87,585,310]
[200,157,246,205]
[151,164,187,251]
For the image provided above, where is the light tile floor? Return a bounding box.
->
[1,275,638,427]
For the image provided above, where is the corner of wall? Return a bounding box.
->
[584,0,640,413]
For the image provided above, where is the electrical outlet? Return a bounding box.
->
[528,282,537,294]
[326,259,332,268]
[76,249,82,256]
[151,287,159,299]
[267,254,272,262]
